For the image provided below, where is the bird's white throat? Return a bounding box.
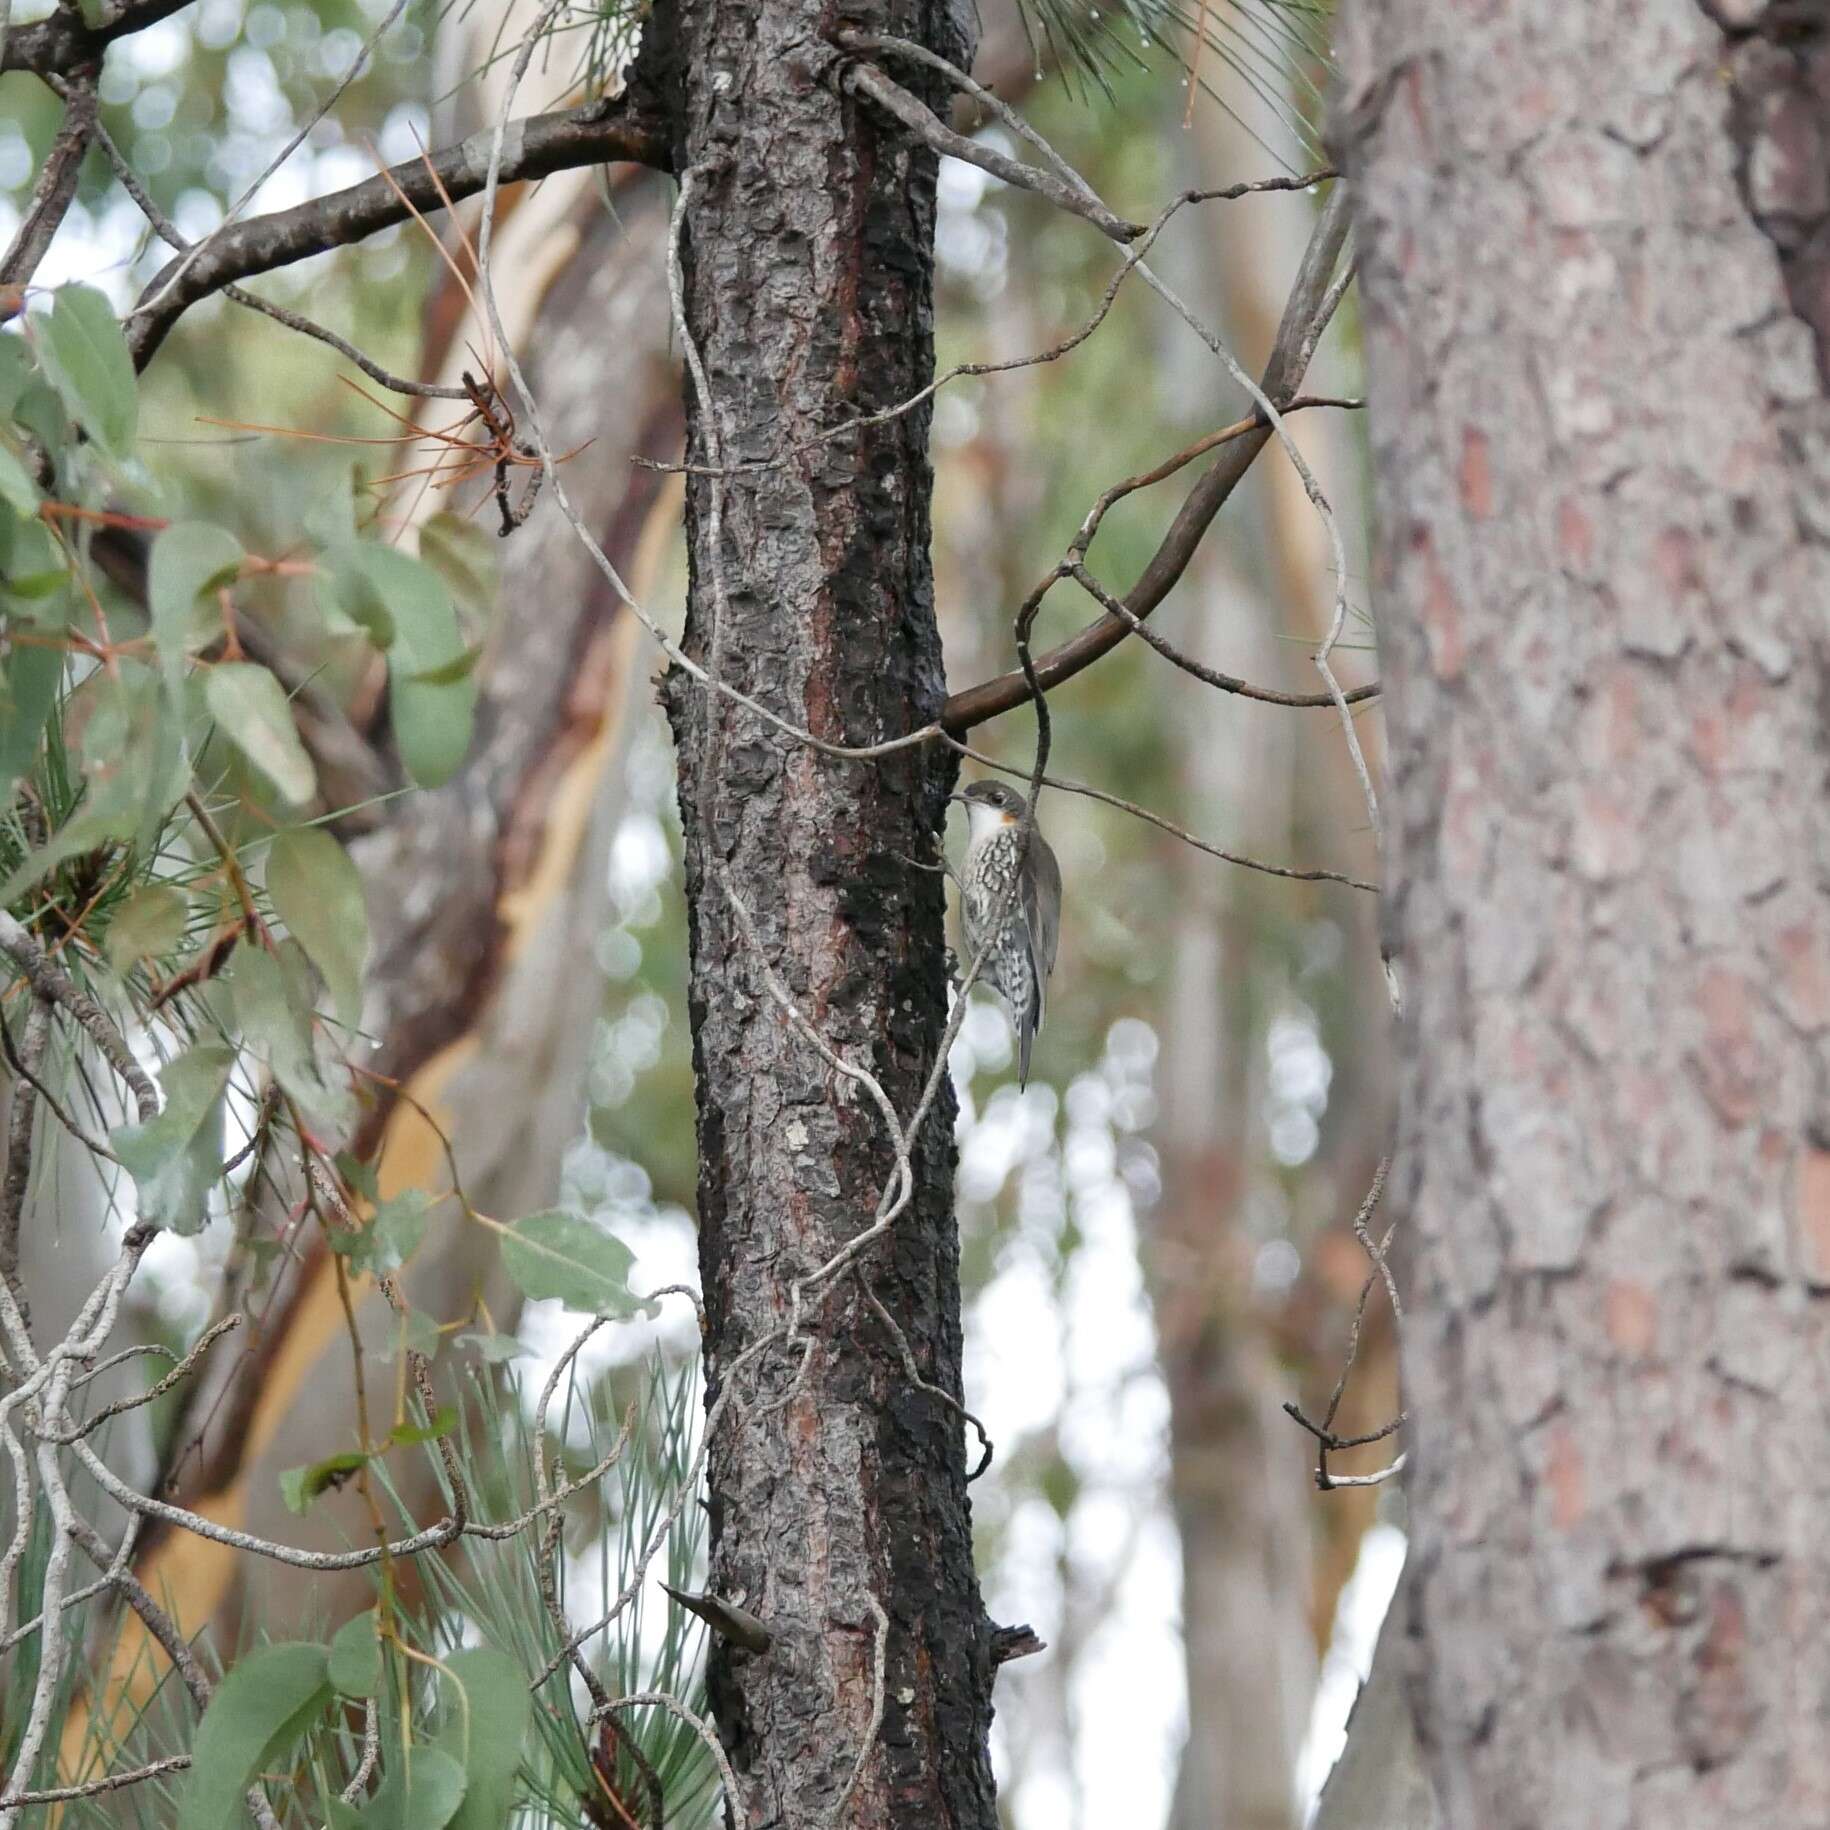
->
[964,802,1018,847]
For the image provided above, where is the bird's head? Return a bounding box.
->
[950,779,1029,833]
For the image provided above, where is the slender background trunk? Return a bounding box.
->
[1340,2,1830,1821]
[659,1,999,1822]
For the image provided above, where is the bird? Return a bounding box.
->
[950,779,1061,1089]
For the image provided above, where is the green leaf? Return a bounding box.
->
[177,1642,331,1830]
[329,1188,430,1277]
[0,639,60,801]
[0,335,32,419]
[417,513,497,630]
[499,1210,638,1316]
[352,546,476,788]
[2,517,72,624]
[105,884,189,969]
[266,826,369,1030]
[438,1647,530,1830]
[328,1610,383,1699]
[359,1745,466,1830]
[320,543,396,650]
[205,662,316,806]
[35,284,137,460]
[387,1404,456,1447]
[228,944,350,1130]
[0,444,37,515]
[455,1332,527,1365]
[375,1306,440,1364]
[150,522,242,701]
[401,643,482,689]
[336,1149,379,1201]
[278,1450,370,1515]
[110,1043,233,1235]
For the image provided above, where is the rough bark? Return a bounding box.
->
[1339,2,1830,1823]
[657,0,998,1823]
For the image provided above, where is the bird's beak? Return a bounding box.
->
[947,793,968,809]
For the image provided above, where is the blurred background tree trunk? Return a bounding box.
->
[1341,1,1830,1821]
[1151,92,1389,1830]
[89,6,685,1727]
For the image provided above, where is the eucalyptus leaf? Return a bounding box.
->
[328,1609,383,1699]
[387,1405,456,1447]
[0,640,60,801]
[110,1042,234,1234]
[375,1306,440,1364]
[150,522,242,700]
[0,444,37,514]
[0,335,31,418]
[355,545,477,788]
[35,284,137,460]
[176,1642,331,1830]
[329,1188,430,1277]
[455,1332,528,1365]
[400,643,482,688]
[206,662,316,806]
[499,1210,639,1316]
[417,513,497,630]
[321,543,396,650]
[278,1450,369,1515]
[228,944,350,1131]
[438,1647,530,1830]
[359,1745,466,1830]
[105,883,189,969]
[267,825,369,1030]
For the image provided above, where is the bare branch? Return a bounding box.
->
[127,101,671,368]
[940,183,1356,731]
[946,738,1378,892]
[844,60,1145,244]
[0,77,96,287]
[1,0,190,78]
[0,1755,191,1807]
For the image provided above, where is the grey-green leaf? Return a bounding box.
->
[110,1043,234,1235]
[328,1610,383,1699]
[438,1647,530,1830]
[228,944,350,1131]
[35,284,137,460]
[417,512,497,631]
[0,640,61,803]
[359,1745,467,1830]
[359,545,477,788]
[329,1188,430,1277]
[455,1332,527,1365]
[0,444,37,515]
[278,1450,369,1516]
[499,1210,638,1316]
[267,825,369,1029]
[150,523,242,701]
[374,1306,440,1364]
[206,663,316,806]
[105,884,189,969]
[177,1642,331,1830]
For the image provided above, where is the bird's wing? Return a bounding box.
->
[1022,829,1062,1030]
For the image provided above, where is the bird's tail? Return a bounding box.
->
[1018,1006,1035,1090]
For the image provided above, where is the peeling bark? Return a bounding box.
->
[658,0,998,1822]
[1339,1,1830,1822]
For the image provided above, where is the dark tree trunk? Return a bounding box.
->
[658,1,999,1825]
[1340,2,1830,1823]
